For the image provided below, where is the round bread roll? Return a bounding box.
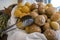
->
[43,22,50,31]
[45,3,53,11]
[51,13,60,21]
[30,11,38,18]
[46,3,53,7]
[21,6,30,13]
[30,3,37,11]
[25,2,31,8]
[44,29,58,40]
[46,7,56,17]
[50,22,60,30]
[38,2,45,14]
[35,15,46,26]
[25,24,41,33]
[14,9,22,17]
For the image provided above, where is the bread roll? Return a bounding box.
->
[50,22,60,30]
[25,24,41,33]
[35,15,46,26]
[30,11,38,18]
[44,29,58,40]
[43,23,50,31]
[51,13,60,21]
[38,2,45,14]
[46,7,56,17]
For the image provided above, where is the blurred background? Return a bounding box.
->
[0,0,60,10]
[0,0,17,10]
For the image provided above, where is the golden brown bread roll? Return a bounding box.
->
[44,29,58,40]
[30,11,38,18]
[21,6,30,13]
[46,7,56,17]
[14,9,22,17]
[25,24,41,33]
[50,21,60,30]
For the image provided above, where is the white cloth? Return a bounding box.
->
[51,0,60,7]
[7,29,27,40]
[26,32,47,40]
[0,0,17,10]
[7,31,47,40]
[55,30,60,40]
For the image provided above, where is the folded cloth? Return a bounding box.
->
[26,32,47,40]
[55,30,60,40]
[7,29,27,40]
[7,30,47,40]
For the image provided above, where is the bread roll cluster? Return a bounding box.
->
[14,2,60,40]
